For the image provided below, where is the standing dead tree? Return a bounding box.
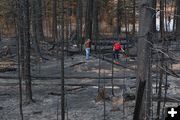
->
[17,0,33,104]
[92,0,99,51]
[176,0,180,47]
[152,0,156,32]
[24,0,33,103]
[52,0,57,42]
[31,0,44,58]
[59,0,65,119]
[133,0,154,119]
[76,0,83,51]
[156,0,165,119]
[17,0,24,119]
[116,0,122,38]
[132,0,136,35]
[85,0,93,40]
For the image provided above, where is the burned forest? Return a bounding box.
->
[0,0,180,120]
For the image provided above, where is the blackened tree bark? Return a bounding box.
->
[133,0,153,120]
[17,0,24,119]
[173,3,176,31]
[85,0,93,39]
[66,0,71,54]
[52,0,57,42]
[116,0,122,38]
[36,0,43,39]
[92,0,99,52]
[0,27,1,41]
[76,0,83,51]
[132,0,136,35]
[176,0,180,42]
[60,0,65,119]
[156,0,165,119]
[24,0,33,103]
[18,0,33,104]
[32,0,44,58]
[19,0,25,86]
[123,0,129,53]
[152,0,156,32]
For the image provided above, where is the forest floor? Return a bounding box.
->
[0,38,180,120]
[0,54,136,120]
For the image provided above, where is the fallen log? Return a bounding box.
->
[0,67,16,72]
[68,61,86,67]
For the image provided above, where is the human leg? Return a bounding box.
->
[114,50,119,60]
[113,51,116,59]
[116,50,119,60]
[85,48,90,60]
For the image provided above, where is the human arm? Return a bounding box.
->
[121,48,125,52]
[112,44,115,51]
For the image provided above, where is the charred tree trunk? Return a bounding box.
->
[173,3,176,32]
[123,0,129,53]
[32,0,44,58]
[19,1,25,88]
[24,0,33,103]
[32,0,40,57]
[152,0,156,32]
[18,0,33,104]
[92,0,99,52]
[66,0,71,54]
[133,0,153,119]
[36,0,44,39]
[132,0,136,35]
[0,27,2,41]
[85,0,93,39]
[76,0,83,51]
[52,0,57,42]
[17,0,24,119]
[156,0,165,119]
[176,0,180,44]
[60,0,65,119]
[117,0,121,37]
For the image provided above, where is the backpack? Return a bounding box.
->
[114,43,121,50]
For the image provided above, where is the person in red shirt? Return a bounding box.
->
[113,41,124,62]
[84,39,91,60]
